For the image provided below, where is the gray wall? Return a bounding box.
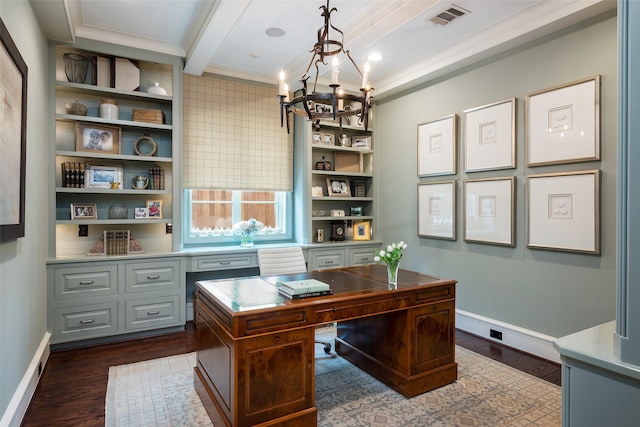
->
[0,1,49,421]
[374,13,617,338]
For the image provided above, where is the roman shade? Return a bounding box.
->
[183,74,293,191]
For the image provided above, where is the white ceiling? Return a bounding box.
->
[32,0,615,99]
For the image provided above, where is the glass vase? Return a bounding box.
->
[387,262,399,289]
[240,234,254,247]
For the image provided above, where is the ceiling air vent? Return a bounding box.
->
[430,4,470,26]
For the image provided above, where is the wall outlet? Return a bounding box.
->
[166,223,173,234]
[78,224,88,237]
[490,329,503,340]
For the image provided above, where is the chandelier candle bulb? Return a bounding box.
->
[332,57,339,85]
[338,89,344,110]
[278,70,287,96]
[362,63,370,89]
[283,83,289,102]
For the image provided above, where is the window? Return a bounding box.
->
[183,190,292,245]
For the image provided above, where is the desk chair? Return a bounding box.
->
[257,247,333,354]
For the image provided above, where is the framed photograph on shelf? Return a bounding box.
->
[351,135,371,149]
[76,122,121,154]
[71,203,97,220]
[321,132,335,146]
[526,75,600,166]
[464,177,515,247]
[417,114,457,176]
[312,132,323,145]
[134,207,149,219]
[326,177,351,197]
[464,98,516,172]
[146,200,163,218]
[418,181,456,240]
[353,220,371,241]
[527,170,600,254]
[85,164,123,189]
[0,19,27,242]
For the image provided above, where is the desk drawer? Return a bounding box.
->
[125,261,180,294]
[308,249,346,271]
[192,254,257,271]
[349,247,378,266]
[125,296,180,330]
[53,302,118,342]
[53,265,117,301]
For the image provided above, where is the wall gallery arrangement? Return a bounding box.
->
[416,75,601,254]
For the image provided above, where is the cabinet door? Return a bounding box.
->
[308,248,346,271]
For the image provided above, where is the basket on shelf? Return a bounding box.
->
[132,109,165,124]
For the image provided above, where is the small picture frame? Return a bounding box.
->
[312,132,323,144]
[70,203,97,220]
[321,132,335,145]
[350,206,363,216]
[315,103,333,114]
[326,177,351,197]
[76,122,121,154]
[351,135,371,149]
[418,114,458,176]
[134,207,149,219]
[526,75,601,166]
[353,220,371,241]
[146,200,163,219]
[85,164,123,189]
[312,186,324,197]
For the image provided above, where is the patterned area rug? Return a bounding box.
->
[105,333,561,426]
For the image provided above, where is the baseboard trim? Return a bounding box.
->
[0,332,51,427]
[187,302,194,322]
[456,309,560,364]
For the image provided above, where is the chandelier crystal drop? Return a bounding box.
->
[278,0,374,133]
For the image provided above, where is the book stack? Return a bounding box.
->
[104,230,130,255]
[148,167,165,190]
[61,162,85,188]
[278,279,333,299]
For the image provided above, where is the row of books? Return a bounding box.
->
[61,162,86,188]
[148,167,165,190]
[277,279,333,300]
[104,230,130,255]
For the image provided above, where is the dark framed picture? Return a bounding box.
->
[76,122,121,154]
[326,177,351,197]
[0,18,27,241]
[71,203,97,220]
[146,200,163,218]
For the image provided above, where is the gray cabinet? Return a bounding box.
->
[308,243,380,271]
[47,257,185,345]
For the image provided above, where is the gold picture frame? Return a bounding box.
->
[76,122,121,154]
[353,220,371,241]
[146,199,163,219]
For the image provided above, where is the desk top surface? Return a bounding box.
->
[196,264,454,314]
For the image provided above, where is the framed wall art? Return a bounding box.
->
[71,203,97,220]
[464,98,516,172]
[417,114,457,176]
[326,177,351,197]
[76,122,122,154]
[527,170,600,254]
[417,181,456,240]
[526,75,600,166]
[464,177,515,247]
[353,220,371,241]
[1,18,27,241]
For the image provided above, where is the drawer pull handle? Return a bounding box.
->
[220,261,231,265]
[80,319,95,324]
[147,275,160,280]
[325,260,334,264]
[147,310,160,315]
[361,257,370,261]
[79,280,95,285]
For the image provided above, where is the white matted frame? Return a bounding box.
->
[417,114,457,177]
[85,164,123,189]
[526,75,600,166]
[418,180,456,240]
[527,169,600,254]
[464,98,516,172]
[464,177,515,246]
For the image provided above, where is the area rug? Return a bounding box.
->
[105,338,561,426]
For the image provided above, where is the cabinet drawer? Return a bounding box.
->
[54,265,118,301]
[125,261,180,294]
[349,247,378,266]
[53,302,118,343]
[191,253,257,271]
[125,296,180,330]
[309,249,346,271]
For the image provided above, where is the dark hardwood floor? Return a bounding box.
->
[21,324,560,426]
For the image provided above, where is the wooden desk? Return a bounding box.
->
[193,264,457,427]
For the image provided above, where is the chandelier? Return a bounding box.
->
[278,0,374,133]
